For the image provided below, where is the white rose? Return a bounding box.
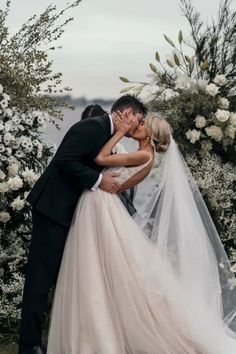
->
[22,168,39,187]
[215,109,230,122]
[11,196,25,211]
[0,211,11,223]
[175,73,191,90]
[219,97,230,110]
[158,88,179,100]
[214,74,227,86]
[185,129,201,144]
[7,163,19,177]
[7,176,23,191]
[229,112,236,127]
[205,125,223,142]
[205,83,219,97]
[0,169,6,180]
[0,182,9,193]
[195,115,206,129]
[4,108,13,117]
[225,125,236,140]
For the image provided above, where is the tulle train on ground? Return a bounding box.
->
[47,189,236,354]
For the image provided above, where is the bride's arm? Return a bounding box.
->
[95,130,151,167]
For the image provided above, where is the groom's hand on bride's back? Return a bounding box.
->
[99,173,121,194]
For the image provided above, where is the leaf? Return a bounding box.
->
[178,30,183,44]
[184,55,191,63]
[155,52,160,62]
[120,86,134,93]
[119,76,130,83]
[149,63,158,73]
[200,60,209,71]
[166,59,174,68]
[189,56,195,74]
[163,34,176,48]
[174,53,180,66]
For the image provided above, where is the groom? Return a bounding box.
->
[18,94,147,354]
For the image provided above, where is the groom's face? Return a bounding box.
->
[122,108,144,137]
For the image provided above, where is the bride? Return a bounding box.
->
[47,112,236,354]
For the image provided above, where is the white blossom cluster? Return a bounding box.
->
[0,84,54,224]
[123,69,236,151]
[186,153,236,263]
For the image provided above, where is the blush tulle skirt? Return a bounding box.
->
[47,189,236,354]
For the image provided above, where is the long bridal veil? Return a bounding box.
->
[134,135,236,337]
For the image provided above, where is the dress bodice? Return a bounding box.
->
[102,153,152,185]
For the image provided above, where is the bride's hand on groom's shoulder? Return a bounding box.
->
[112,111,133,135]
[99,172,121,194]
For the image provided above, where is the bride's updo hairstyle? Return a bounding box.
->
[145,112,172,153]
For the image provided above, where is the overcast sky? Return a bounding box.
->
[6,0,235,99]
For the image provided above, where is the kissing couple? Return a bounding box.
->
[18,95,236,354]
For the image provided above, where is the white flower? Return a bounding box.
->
[175,73,191,90]
[219,97,230,110]
[0,169,6,180]
[228,278,236,290]
[195,115,206,129]
[7,176,23,191]
[5,147,12,156]
[0,121,4,131]
[225,125,236,140]
[138,84,160,104]
[229,112,236,127]
[11,196,25,211]
[0,211,11,223]
[214,74,227,86]
[205,125,223,142]
[215,109,230,123]
[0,84,4,94]
[4,108,13,117]
[205,83,219,97]
[185,129,201,144]
[7,163,19,177]
[3,132,14,145]
[0,182,9,193]
[196,79,208,90]
[4,121,13,132]
[0,144,5,153]
[2,93,10,101]
[158,88,179,100]
[12,138,21,150]
[230,264,236,273]
[22,168,39,187]
[0,99,8,109]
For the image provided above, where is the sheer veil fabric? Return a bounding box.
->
[134,135,236,336]
[47,137,236,354]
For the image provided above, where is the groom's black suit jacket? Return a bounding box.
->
[26,114,112,228]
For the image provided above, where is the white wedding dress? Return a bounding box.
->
[47,157,236,354]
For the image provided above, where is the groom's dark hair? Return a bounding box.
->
[111,95,147,115]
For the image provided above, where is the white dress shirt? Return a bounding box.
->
[91,114,114,191]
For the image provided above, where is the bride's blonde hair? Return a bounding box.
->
[144,112,172,152]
